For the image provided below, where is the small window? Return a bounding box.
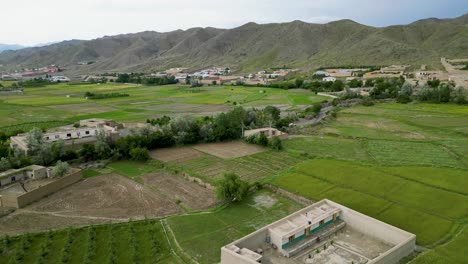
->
[85,131,90,135]
[319,220,324,226]
[45,136,49,140]
[66,133,71,137]
[288,235,295,243]
[11,176,16,182]
[55,135,60,139]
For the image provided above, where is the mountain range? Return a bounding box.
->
[0,44,25,53]
[0,14,467,73]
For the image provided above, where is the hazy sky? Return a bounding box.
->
[2,0,467,46]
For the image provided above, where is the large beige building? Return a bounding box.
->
[10,118,121,153]
[221,199,415,264]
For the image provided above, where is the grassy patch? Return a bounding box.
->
[107,161,157,179]
[412,227,468,264]
[270,159,467,246]
[366,140,462,168]
[81,169,102,178]
[167,190,303,263]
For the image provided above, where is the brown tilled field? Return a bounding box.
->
[192,141,265,159]
[0,174,182,234]
[140,172,218,210]
[150,147,205,162]
[29,174,181,218]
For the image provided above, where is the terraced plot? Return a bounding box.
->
[169,149,306,183]
[269,159,468,246]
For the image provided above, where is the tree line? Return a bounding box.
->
[0,106,292,172]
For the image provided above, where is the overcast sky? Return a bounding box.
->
[2,0,467,46]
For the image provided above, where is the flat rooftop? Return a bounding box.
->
[221,199,416,264]
[270,201,339,237]
[260,226,393,264]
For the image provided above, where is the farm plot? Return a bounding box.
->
[150,147,205,162]
[192,141,265,159]
[0,83,327,128]
[284,136,370,161]
[169,149,305,183]
[140,172,218,210]
[365,140,464,168]
[412,226,468,264]
[0,174,182,234]
[167,190,303,264]
[0,220,179,264]
[269,159,468,246]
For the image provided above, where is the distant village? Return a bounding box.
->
[1,57,467,89]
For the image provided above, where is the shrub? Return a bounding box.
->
[269,137,283,150]
[129,147,150,162]
[255,133,269,147]
[51,161,70,177]
[361,98,374,106]
[216,172,249,202]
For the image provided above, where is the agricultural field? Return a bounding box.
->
[0,190,301,264]
[268,159,468,246]
[166,190,304,264]
[0,83,328,129]
[0,220,180,264]
[272,102,468,263]
[0,160,218,235]
[151,141,306,183]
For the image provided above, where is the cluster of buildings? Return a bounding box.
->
[10,118,123,154]
[1,66,61,80]
[151,67,296,86]
[221,199,416,264]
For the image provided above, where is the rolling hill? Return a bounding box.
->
[0,14,466,73]
[0,44,25,53]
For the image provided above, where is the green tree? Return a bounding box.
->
[0,157,11,172]
[129,147,150,162]
[216,173,249,202]
[80,144,97,161]
[453,86,467,104]
[295,79,304,88]
[263,105,281,122]
[25,127,44,154]
[331,80,344,91]
[51,161,70,177]
[255,133,269,147]
[95,129,111,158]
[269,137,283,151]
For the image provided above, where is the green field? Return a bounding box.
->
[275,102,468,262]
[168,149,305,183]
[0,83,328,129]
[166,190,303,263]
[268,159,467,246]
[1,82,467,263]
[0,220,180,264]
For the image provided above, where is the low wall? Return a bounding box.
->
[0,195,20,208]
[1,169,82,208]
[264,184,312,205]
[325,200,416,264]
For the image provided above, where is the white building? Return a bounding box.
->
[322,76,337,82]
[243,128,287,139]
[10,119,121,153]
[50,76,70,82]
[221,199,415,264]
